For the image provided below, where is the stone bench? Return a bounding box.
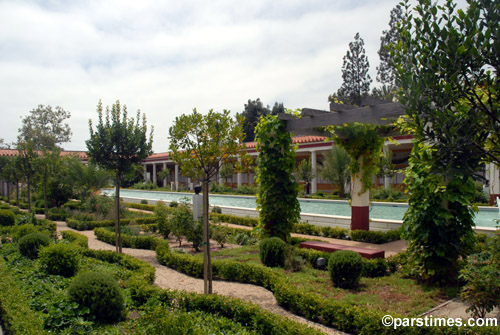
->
[299,241,385,259]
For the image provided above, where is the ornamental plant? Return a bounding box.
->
[255,115,300,241]
[328,250,363,288]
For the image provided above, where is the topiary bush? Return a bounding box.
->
[39,243,80,277]
[68,272,124,323]
[18,232,51,259]
[14,224,38,242]
[259,237,287,268]
[328,250,363,288]
[0,209,16,226]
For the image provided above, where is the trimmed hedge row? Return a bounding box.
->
[0,259,46,335]
[60,230,88,248]
[211,213,258,227]
[350,228,402,244]
[94,227,164,251]
[292,223,348,239]
[131,284,325,335]
[124,202,156,212]
[155,244,497,335]
[66,217,157,231]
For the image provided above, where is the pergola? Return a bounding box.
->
[278,97,406,231]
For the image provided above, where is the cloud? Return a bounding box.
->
[1,0,401,152]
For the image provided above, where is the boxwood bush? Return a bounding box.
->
[18,232,51,259]
[259,237,287,268]
[68,271,124,322]
[350,228,401,244]
[328,250,363,288]
[0,209,16,226]
[39,242,80,277]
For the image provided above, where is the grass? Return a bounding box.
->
[202,244,447,316]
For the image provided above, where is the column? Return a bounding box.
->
[237,157,242,187]
[152,164,157,185]
[143,164,148,182]
[188,178,193,191]
[383,145,391,188]
[163,163,167,187]
[489,163,500,205]
[175,164,179,191]
[311,150,317,194]
[351,156,370,231]
[218,161,224,185]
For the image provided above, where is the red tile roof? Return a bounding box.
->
[0,149,88,160]
[245,135,328,149]
[0,149,18,157]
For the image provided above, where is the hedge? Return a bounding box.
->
[60,230,88,249]
[123,202,156,212]
[66,217,158,231]
[155,244,497,335]
[350,228,402,244]
[292,222,348,239]
[0,259,46,335]
[94,227,162,251]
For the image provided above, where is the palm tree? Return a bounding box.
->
[67,156,112,202]
[320,146,351,198]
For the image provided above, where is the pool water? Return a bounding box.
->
[102,189,499,228]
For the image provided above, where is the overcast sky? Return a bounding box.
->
[1,0,412,153]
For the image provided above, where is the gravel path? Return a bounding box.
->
[56,222,346,335]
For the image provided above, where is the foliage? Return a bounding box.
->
[350,228,401,244]
[86,99,153,253]
[18,232,51,259]
[361,258,389,278]
[255,115,300,241]
[210,223,229,248]
[94,227,161,250]
[460,236,500,318]
[331,123,385,194]
[239,98,281,143]
[186,221,204,251]
[332,32,372,105]
[13,223,38,241]
[0,209,16,226]
[219,163,234,184]
[296,159,313,194]
[394,0,500,167]
[168,203,194,247]
[66,156,112,202]
[402,144,477,283]
[328,250,363,288]
[370,187,404,201]
[16,139,38,212]
[39,242,80,277]
[154,201,170,238]
[374,4,402,100]
[47,207,69,221]
[68,271,124,323]
[259,237,287,268]
[320,145,351,198]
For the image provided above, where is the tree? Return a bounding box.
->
[157,167,170,188]
[332,33,372,105]
[169,109,244,294]
[86,100,153,253]
[17,140,38,212]
[373,4,403,100]
[19,105,72,214]
[296,159,314,195]
[66,155,113,202]
[320,145,351,198]
[255,115,300,241]
[219,163,234,186]
[392,0,500,282]
[239,99,283,142]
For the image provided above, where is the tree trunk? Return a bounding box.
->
[202,179,212,294]
[115,175,122,253]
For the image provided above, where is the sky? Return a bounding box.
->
[1,0,411,153]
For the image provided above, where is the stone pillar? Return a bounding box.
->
[351,157,370,231]
[311,150,317,194]
[489,163,500,205]
[143,164,148,182]
[218,161,224,185]
[188,178,193,191]
[175,164,179,191]
[163,163,167,187]
[237,157,242,187]
[383,145,391,189]
[152,164,157,186]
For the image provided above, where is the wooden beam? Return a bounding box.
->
[302,108,330,116]
[285,102,405,131]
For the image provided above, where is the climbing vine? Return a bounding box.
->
[255,115,300,241]
[330,123,385,194]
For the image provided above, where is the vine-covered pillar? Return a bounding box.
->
[351,156,370,230]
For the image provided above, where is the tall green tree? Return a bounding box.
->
[255,115,300,241]
[332,33,372,105]
[66,155,113,202]
[373,4,402,100]
[86,100,153,253]
[17,139,38,212]
[393,0,500,283]
[320,145,351,198]
[239,99,283,142]
[169,109,244,294]
[19,105,72,214]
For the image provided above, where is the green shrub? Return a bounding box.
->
[0,209,16,226]
[14,223,38,241]
[362,258,388,278]
[169,201,178,208]
[154,201,170,238]
[39,242,80,277]
[68,271,124,323]
[60,230,88,249]
[328,250,363,288]
[18,232,51,259]
[94,227,160,251]
[186,221,203,251]
[47,207,68,221]
[140,199,148,204]
[211,206,222,214]
[63,200,82,210]
[124,201,155,211]
[210,224,229,248]
[350,228,401,244]
[259,237,287,268]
